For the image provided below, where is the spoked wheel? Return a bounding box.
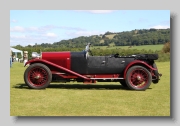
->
[125,66,152,91]
[24,63,52,89]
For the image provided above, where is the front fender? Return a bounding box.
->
[123,60,157,78]
[24,59,42,67]
[24,59,90,80]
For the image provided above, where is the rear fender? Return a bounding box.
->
[123,60,157,78]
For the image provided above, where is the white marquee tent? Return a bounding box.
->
[10,47,23,59]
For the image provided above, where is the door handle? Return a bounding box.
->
[121,61,125,64]
[102,61,106,64]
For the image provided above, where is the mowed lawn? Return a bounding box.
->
[10,61,170,116]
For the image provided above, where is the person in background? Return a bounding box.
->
[13,55,16,62]
[10,49,12,67]
[84,43,93,58]
[23,51,28,66]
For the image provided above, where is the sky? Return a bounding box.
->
[10,10,170,47]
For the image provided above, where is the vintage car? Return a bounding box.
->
[24,44,162,91]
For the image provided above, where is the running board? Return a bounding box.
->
[90,78,124,80]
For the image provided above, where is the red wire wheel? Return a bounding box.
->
[24,63,52,89]
[125,66,152,91]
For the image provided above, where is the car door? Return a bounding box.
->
[105,56,125,74]
[87,56,106,74]
[88,56,106,67]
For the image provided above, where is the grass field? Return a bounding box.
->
[10,61,170,116]
[92,45,164,51]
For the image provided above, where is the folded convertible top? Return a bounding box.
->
[135,54,158,60]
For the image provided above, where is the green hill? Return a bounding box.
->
[13,28,170,49]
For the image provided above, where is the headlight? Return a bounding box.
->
[32,52,41,59]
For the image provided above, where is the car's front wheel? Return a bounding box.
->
[125,66,152,91]
[24,63,52,89]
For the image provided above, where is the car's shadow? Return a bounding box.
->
[13,83,132,90]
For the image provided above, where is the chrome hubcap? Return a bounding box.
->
[34,75,40,79]
[137,76,141,81]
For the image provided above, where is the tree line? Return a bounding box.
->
[13,28,170,49]
[99,29,170,46]
[12,28,170,62]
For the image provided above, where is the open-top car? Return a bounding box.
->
[24,44,162,91]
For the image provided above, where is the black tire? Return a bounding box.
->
[125,66,152,91]
[152,63,159,84]
[119,80,128,87]
[24,63,52,89]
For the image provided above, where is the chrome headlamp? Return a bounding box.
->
[32,52,41,59]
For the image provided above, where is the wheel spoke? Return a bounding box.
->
[28,66,48,86]
[130,68,149,88]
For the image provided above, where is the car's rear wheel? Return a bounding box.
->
[24,63,52,89]
[125,66,152,91]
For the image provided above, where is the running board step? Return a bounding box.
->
[90,78,124,80]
